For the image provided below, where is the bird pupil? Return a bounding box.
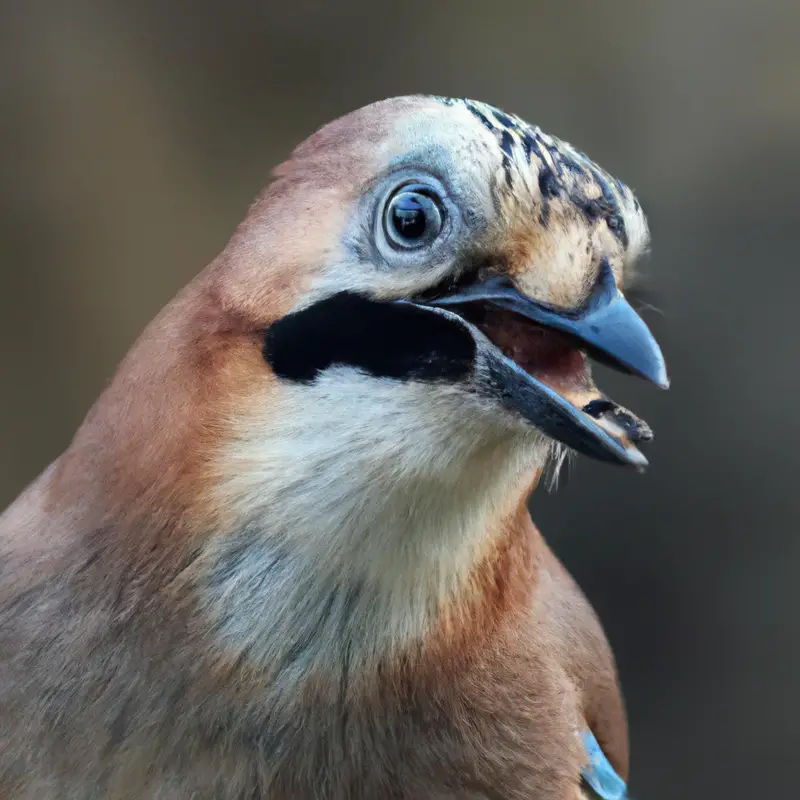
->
[391,193,427,239]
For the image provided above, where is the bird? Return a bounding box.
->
[0,95,667,799]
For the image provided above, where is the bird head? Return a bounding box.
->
[206,95,666,493]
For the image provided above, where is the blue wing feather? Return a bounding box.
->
[580,729,629,800]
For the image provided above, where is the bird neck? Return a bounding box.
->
[202,367,550,691]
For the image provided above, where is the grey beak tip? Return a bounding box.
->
[626,448,649,470]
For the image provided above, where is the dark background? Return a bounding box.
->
[1,2,798,797]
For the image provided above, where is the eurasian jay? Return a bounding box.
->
[0,96,667,799]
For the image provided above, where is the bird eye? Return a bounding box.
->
[383,185,444,249]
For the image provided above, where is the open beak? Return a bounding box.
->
[414,259,668,468]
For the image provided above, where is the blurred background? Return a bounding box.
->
[1,1,798,797]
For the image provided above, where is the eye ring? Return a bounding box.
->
[382,184,445,250]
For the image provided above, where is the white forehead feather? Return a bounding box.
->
[300,95,649,307]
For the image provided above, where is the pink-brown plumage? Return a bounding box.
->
[0,96,662,798]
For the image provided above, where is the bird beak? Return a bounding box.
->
[415,259,669,467]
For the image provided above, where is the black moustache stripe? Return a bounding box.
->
[264,293,476,384]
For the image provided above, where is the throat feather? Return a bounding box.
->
[203,369,549,689]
